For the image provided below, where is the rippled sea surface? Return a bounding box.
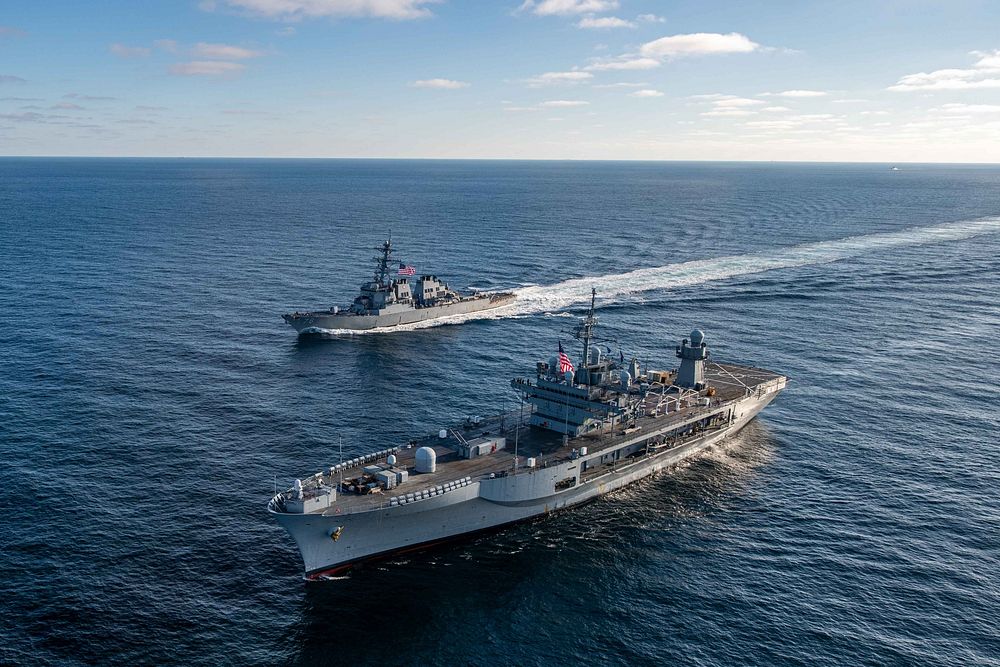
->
[1,159,998,666]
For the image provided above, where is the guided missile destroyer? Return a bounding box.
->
[269,291,786,578]
[283,237,516,333]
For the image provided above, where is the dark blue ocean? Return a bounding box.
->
[1,159,998,667]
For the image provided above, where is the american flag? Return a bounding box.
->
[398,263,416,276]
[558,341,575,374]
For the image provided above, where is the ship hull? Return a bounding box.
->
[271,389,780,578]
[284,294,516,333]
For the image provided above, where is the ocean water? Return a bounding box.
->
[1,159,998,667]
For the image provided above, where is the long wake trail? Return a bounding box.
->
[315,216,1000,334]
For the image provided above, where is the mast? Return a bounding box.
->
[577,288,598,369]
[372,234,394,287]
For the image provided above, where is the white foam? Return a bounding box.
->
[307,216,1000,336]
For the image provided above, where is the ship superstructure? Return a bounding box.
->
[269,291,786,578]
[282,237,516,333]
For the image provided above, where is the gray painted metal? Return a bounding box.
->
[282,236,516,332]
[269,293,787,578]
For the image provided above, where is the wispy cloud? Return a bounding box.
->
[637,14,665,23]
[211,0,438,20]
[586,32,763,74]
[888,49,1000,91]
[764,89,827,98]
[933,102,1000,114]
[540,99,589,107]
[629,89,663,98]
[64,93,117,101]
[519,0,619,16]
[191,42,263,59]
[0,25,27,38]
[50,102,85,110]
[110,43,151,58]
[169,61,246,76]
[577,16,635,29]
[585,56,659,71]
[592,81,646,89]
[641,32,760,58]
[524,70,592,87]
[0,74,27,84]
[692,94,766,117]
[411,78,470,89]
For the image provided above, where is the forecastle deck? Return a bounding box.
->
[271,362,786,517]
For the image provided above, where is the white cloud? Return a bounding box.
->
[191,42,263,59]
[110,43,151,58]
[767,89,828,98]
[411,78,470,89]
[629,89,663,97]
[0,74,27,83]
[169,61,246,76]
[592,81,646,88]
[637,14,665,23]
[525,70,592,87]
[585,56,660,71]
[214,0,438,20]
[714,97,765,108]
[519,0,619,16]
[692,94,765,118]
[934,103,1000,114]
[577,16,635,29]
[889,50,1000,91]
[703,108,755,117]
[640,32,760,58]
[762,106,790,112]
[540,99,590,107]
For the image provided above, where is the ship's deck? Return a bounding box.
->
[284,362,784,515]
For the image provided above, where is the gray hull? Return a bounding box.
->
[271,388,780,578]
[284,294,516,332]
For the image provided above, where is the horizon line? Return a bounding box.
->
[2,155,999,166]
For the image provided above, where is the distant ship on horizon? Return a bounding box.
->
[283,237,516,333]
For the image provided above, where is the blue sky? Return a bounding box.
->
[2,0,1000,160]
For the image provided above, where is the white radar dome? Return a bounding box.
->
[415,447,437,473]
[690,329,705,346]
[386,454,397,466]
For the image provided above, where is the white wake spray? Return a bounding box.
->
[309,216,1000,335]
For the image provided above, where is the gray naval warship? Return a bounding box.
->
[283,237,516,333]
[269,290,787,578]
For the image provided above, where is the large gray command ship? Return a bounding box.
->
[283,237,516,333]
[269,291,786,578]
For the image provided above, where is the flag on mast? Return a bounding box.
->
[558,342,575,374]
[398,263,416,276]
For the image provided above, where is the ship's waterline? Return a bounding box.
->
[270,293,786,577]
[276,388,781,578]
[283,237,515,333]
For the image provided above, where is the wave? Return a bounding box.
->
[306,216,1000,335]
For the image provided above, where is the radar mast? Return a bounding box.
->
[575,288,599,369]
[372,235,395,288]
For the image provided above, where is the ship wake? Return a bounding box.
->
[308,216,1000,335]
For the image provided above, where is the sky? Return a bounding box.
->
[2,0,1000,161]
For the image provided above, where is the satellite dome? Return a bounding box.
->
[386,454,397,466]
[690,329,705,346]
[415,447,437,473]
